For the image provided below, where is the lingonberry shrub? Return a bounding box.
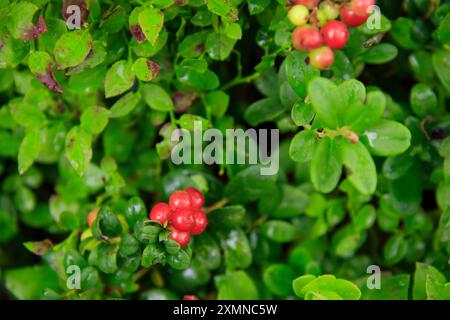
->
[0,0,449,301]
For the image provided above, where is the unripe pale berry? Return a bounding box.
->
[171,208,194,232]
[185,187,204,209]
[190,210,208,235]
[316,9,328,27]
[149,202,171,224]
[169,229,190,248]
[321,20,349,50]
[340,5,369,27]
[292,25,323,51]
[288,5,310,26]
[293,0,320,10]
[309,46,334,69]
[169,190,191,210]
[319,1,340,20]
[87,208,99,227]
[350,0,375,16]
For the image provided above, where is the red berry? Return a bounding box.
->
[171,208,194,232]
[185,187,204,209]
[350,0,375,16]
[149,202,171,224]
[169,190,191,210]
[309,46,335,69]
[321,21,349,50]
[340,5,369,27]
[292,25,323,51]
[293,0,320,10]
[169,229,190,248]
[183,295,199,300]
[191,210,208,235]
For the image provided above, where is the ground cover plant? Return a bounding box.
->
[0,0,449,300]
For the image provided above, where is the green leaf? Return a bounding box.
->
[308,77,344,128]
[410,83,438,117]
[138,7,164,46]
[363,120,411,156]
[340,140,377,195]
[207,0,237,22]
[215,271,259,299]
[383,234,408,265]
[310,138,342,194]
[263,264,296,297]
[195,233,221,270]
[353,205,376,231]
[220,228,252,270]
[289,129,316,163]
[141,83,174,111]
[432,50,450,92]
[65,126,93,176]
[413,262,447,300]
[205,32,236,61]
[225,165,277,204]
[5,265,59,300]
[18,129,42,175]
[6,1,39,40]
[178,114,211,131]
[261,220,298,243]
[54,30,92,69]
[291,102,315,127]
[28,51,52,75]
[141,243,165,267]
[167,248,191,270]
[80,106,111,135]
[347,91,386,133]
[247,0,271,15]
[109,92,141,118]
[89,242,118,274]
[244,97,285,126]
[9,100,46,129]
[361,44,398,64]
[205,90,229,117]
[132,58,159,82]
[293,275,317,298]
[208,205,246,229]
[437,12,450,45]
[104,60,135,98]
[361,274,410,300]
[285,51,320,99]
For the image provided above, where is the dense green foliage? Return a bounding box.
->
[0,0,449,300]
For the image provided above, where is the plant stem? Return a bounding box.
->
[221,72,260,91]
[204,198,229,214]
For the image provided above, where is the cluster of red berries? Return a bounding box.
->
[289,0,375,69]
[149,188,207,248]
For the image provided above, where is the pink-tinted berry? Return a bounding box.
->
[149,202,172,224]
[169,229,190,247]
[292,25,323,51]
[340,5,369,27]
[169,190,191,210]
[185,187,204,209]
[350,0,375,16]
[190,210,208,235]
[171,208,194,232]
[309,46,335,69]
[321,20,349,50]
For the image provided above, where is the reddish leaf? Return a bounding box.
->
[172,91,197,113]
[23,16,48,41]
[35,63,63,94]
